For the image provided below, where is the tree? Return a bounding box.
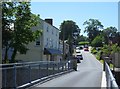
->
[76,35,88,43]
[59,20,80,55]
[102,26,117,44]
[59,20,80,40]
[2,2,42,63]
[103,27,117,37]
[115,32,120,46]
[2,2,16,63]
[83,19,103,43]
[102,44,120,56]
[91,35,104,47]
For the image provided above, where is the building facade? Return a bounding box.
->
[15,18,62,62]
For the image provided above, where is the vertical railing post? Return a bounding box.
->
[68,61,69,70]
[13,64,17,89]
[4,68,7,88]
[110,80,113,89]
[53,62,55,74]
[39,63,41,79]
[62,62,64,72]
[60,62,62,72]
[58,62,59,72]
[29,64,31,83]
[47,62,48,76]
[65,61,66,70]
[65,62,67,71]
[103,59,105,71]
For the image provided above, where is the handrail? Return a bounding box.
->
[1,60,74,89]
[105,62,119,89]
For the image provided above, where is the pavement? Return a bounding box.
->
[29,50,103,88]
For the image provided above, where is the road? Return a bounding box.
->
[30,50,103,87]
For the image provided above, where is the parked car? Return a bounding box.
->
[84,45,89,51]
[84,47,89,51]
[75,49,83,60]
[79,46,83,50]
[76,49,81,53]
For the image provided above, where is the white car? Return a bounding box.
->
[75,49,83,61]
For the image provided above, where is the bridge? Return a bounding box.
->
[1,50,119,89]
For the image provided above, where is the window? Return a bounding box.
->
[47,38,48,41]
[36,41,40,45]
[46,43,48,47]
[36,37,40,45]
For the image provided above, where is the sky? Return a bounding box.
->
[30,2,118,36]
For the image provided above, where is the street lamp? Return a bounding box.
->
[62,29,65,60]
[73,32,78,48]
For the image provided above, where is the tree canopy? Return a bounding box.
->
[59,20,81,54]
[91,35,104,47]
[59,20,80,40]
[83,19,103,43]
[2,2,42,63]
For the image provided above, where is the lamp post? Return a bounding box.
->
[102,41,105,71]
[62,28,65,60]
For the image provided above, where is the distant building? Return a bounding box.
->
[59,40,69,60]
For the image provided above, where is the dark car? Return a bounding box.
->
[84,47,89,51]
[79,46,83,50]
[76,57,81,63]
[76,54,83,60]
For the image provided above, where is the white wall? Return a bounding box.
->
[43,21,59,49]
[16,19,60,62]
[16,19,43,62]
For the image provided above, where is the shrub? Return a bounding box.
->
[91,47,98,54]
[102,44,120,56]
[92,50,98,54]
[91,35,104,47]
[79,41,89,45]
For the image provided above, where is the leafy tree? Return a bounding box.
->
[102,26,117,44]
[103,26,117,37]
[91,35,104,47]
[59,20,80,55]
[59,20,80,40]
[115,32,120,46]
[2,2,42,63]
[83,19,103,43]
[111,43,120,53]
[76,35,88,44]
[102,44,120,57]
[2,2,16,62]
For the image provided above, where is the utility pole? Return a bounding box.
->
[62,29,65,60]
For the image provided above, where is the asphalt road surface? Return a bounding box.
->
[31,50,103,87]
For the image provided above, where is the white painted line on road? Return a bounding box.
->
[101,71,107,88]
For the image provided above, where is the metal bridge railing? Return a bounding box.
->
[1,60,74,89]
[105,62,119,89]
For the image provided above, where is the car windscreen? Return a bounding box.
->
[76,51,80,53]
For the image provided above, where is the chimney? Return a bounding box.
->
[45,19,53,25]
